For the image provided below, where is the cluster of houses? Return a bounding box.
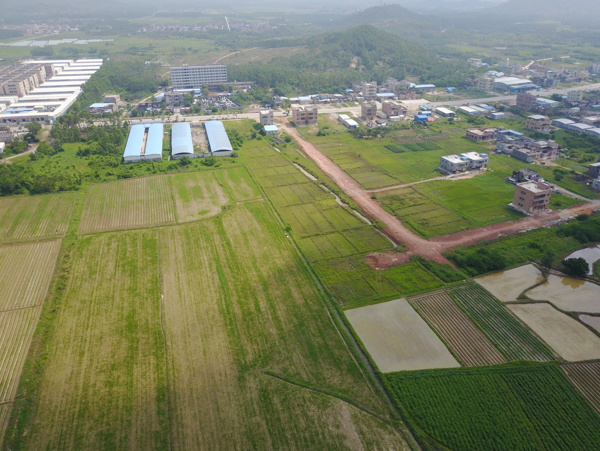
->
[464,126,560,164]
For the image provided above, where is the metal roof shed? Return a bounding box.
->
[171,122,194,156]
[204,120,233,156]
[144,123,164,161]
[123,124,145,162]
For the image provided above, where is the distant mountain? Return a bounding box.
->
[336,5,443,38]
[391,0,506,13]
[467,0,600,26]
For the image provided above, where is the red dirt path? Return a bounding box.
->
[284,123,599,268]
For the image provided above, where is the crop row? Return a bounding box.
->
[448,284,554,362]
[0,192,75,243]
[561,362,600,413]
[386,364,600,451]
[410,292,506,366]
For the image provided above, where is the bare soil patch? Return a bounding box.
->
[365,250,411,269]
[346,298,460,372]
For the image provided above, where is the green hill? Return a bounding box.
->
[229,25,469,95]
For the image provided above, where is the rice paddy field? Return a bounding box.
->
[3,119,600,449]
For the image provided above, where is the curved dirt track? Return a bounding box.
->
[284,123,599,265]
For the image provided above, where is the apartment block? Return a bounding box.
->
[510,181,552,214]
[361,102,377,121]
[516,92,538,111]
[567,90,584,102]
[381,100,405,117]
[292,106,318,126]
[361,81,377,100]
[170,64,227,89]
[476,77,495,92]
[259,109,274,126]
[525,115,551,133]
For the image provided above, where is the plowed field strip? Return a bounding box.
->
[24,232,169,450]
[0,193,75,243]
[0,240,61,311]
[79,176,176,233]
[0,306,42,402]
[448,284,555,362]
[159,202,406,450]
[411,293,506,366]
[561,362,600,413]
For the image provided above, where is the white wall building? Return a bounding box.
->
[170,65,227,89]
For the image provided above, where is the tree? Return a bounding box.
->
[25,121,42,142]
[562,257,589,277]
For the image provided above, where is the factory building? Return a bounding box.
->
[338,114,359,128]
[204,120,233,156]
[123,123,164,163]
[171,122,194,159]
[170,64,227,90]
[0,58,102,124]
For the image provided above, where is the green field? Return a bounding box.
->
[0,192,76,243]
[316,258,443,308]
[298,126,494,189]
[12,202,405,449]
[386,364,600,450]
[448,284,555,361]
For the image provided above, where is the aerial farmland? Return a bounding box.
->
[1,113,600,450]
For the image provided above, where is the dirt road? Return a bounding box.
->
[283,123,600,266]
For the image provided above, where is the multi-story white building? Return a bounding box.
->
[170,64,227,89]
[567,90,584,102]
[438,152,489,174]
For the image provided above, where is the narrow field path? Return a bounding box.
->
[283,123,450,264]
[366,170,483,194]
[283,122,600,264]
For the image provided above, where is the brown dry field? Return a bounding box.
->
[562,362,600,413]
[0,307,43,403]
[171,171,229,222]
[24,232,169,450]
[0,192,75,243]
[410,292,506,366]
[508,303,600,362]
[160,202,405,449]
[0,240,62,311]
[79,176,176,234]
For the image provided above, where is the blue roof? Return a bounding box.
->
[123,124,146,158]
[264,125,278,132]
[145,123,163,157]
[204,121,233,153]
[171,122,194,155]
[90,102,112,108]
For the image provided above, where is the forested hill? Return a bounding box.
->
[229,25,469,96]
[306,25,438,73]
